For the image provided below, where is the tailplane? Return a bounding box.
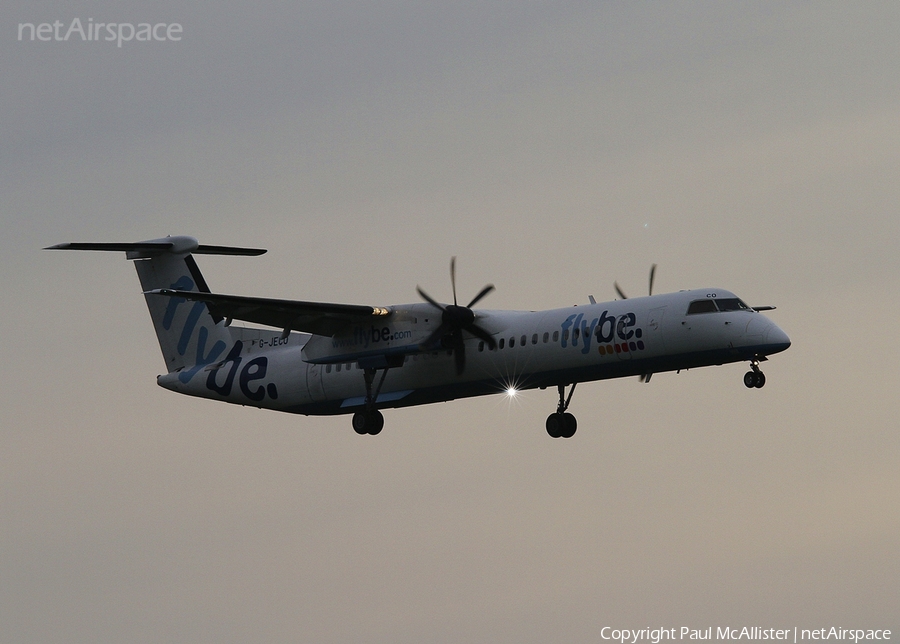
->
[45,235,265,375]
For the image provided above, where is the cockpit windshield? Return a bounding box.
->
[714,298,750,312]
[686,298,751,314]
[686,300,717,315]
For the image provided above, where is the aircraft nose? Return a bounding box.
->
[764,324,791,354]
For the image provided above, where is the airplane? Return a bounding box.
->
[46,235,791,438]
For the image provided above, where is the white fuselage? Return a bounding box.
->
[157,288,791,416]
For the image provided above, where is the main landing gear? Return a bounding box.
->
[744,358,767,389]
[353,367,389,435]
[546,383,578,438]
[352,409,384,435]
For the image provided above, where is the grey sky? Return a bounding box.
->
[2,2,898,642]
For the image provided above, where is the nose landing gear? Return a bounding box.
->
[546,383,578,438]
[744,358,767,388]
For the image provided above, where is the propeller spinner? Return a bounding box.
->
[417,257,497,375]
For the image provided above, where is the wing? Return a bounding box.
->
[148,289,390,337]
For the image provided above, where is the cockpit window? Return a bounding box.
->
[714,298,750,312]
[687,298,752,315]
[687,300,717,314]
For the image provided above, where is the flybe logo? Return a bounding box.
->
[163,276,279,401]
[204,340,279,401]
[560,310,646,356]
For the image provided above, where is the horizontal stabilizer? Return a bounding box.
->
[193,245,267,256]
[45,242,175,252]
[44,235,266,258]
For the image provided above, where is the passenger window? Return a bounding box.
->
[521,335,527,346]
[687,300,718,315]
[499,338,505,349]
[562,330,569,342]
[532,334,538,345]
[326,364,332,373]
[510,336,516,348]
[553,331,559,342]
[543,332,549,343]
[573,328,580,340]
[478,341,485,352]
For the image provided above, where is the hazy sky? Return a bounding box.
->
[2,2,898,642]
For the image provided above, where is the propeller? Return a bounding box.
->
[616,264,658,385]
[614,263,658,299]
[417,257,497,374]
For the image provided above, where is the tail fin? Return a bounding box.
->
[46,235,266,377]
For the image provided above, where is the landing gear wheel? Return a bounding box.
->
[561,412,577,438]
[546,412,577,438]
[368,410,384,434]
[744,370,766,389]
[352,410,384,435]
[547,383,579,438]
[546,413,563,438]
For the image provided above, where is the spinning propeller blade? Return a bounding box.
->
[466,283,495,308]
[450,256,458,306]
[614,264,658,300]
[615,264,659,383]
[416,285,442,310]
[417,258,496,374]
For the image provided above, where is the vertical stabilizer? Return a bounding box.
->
[45,235,266,378]
[134,251,234,375]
